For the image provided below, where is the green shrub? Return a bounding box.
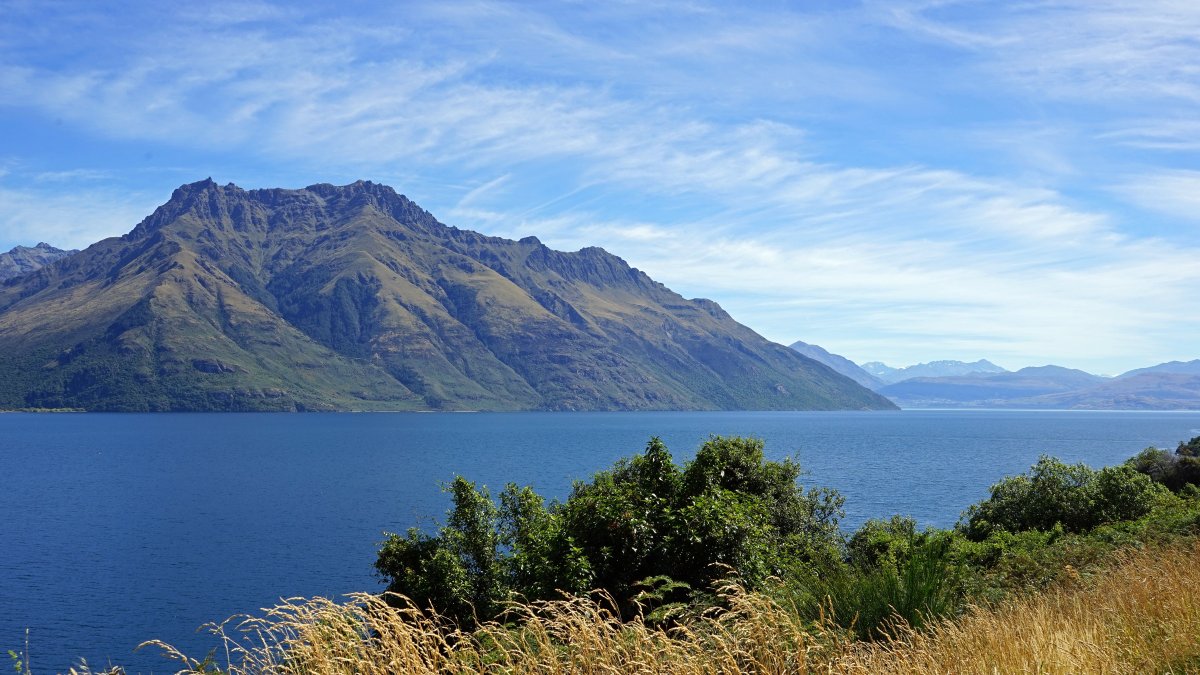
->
[815,533,962,640]
[963,456,1170,539]
[1128,437,1200,492]
[376,436,845,625]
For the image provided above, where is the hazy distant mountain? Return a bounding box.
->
[0,242,77,281]
[1026,372,1200,410]
[861,359,1007,385]
[789,340,883,390]
[860,362,897,380]
[879,366,1105,408]
[875,359,1200,410]
[0,179,895,412]
[1119,360,1200,379]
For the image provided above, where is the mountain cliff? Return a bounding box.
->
[0,179,896,412]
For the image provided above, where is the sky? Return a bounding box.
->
[1,0,1198,376]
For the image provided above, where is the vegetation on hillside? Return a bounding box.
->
[0,180,895,412]
[116,540,1200,675]
[51,434,1200,672]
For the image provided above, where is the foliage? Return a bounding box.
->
[63,436,1200,672]
[813,532,962,640]
[962,455,1170,539]
[1128,435,1200,492]
[846,515,919,570]
[376,436,844,625]
[135,540,1200,675]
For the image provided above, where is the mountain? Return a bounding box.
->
[1026,372,1200,410]
[789,340,883,390]
[879,366,1106,408]
[0,179,896,412]
[1119,360,1200,379]
[861,359,1007,385]
[0,242,78,281]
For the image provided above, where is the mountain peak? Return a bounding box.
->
[0,241,78,281]
[0,180,896,412]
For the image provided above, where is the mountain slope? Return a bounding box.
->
[0,179,895,412]
[0,242,78,281]
[789,340,883,389]
[1119,360,1200,379]
[1024,372,1200,410]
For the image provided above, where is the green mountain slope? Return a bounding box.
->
[0,179,896,412]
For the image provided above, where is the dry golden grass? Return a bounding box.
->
[844,541,1200,674]
[112,541,1200,675]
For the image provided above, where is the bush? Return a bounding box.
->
[963,456,1170,539]
[1128,436,1200,492]
[815,532,962,640]
[376,436,845,625]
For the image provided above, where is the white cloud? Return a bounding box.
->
[1,1,1197,372]
[876,0,1200,103]
[0,186,159,252]
[1112,170,1200,221]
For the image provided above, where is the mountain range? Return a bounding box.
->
[789,340,883,389]
[0,242,77,281]
[790,342,1200,410]
[0,179,895,412]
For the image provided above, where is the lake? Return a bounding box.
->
[3,409,1199,673]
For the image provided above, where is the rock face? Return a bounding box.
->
[0,242,78,281]
[0,179,897,412]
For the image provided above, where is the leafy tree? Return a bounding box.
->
[1177,436,1200,458]
[963,456,1170,539]
[847,515,919,570]
[497,483,591,600]
[376,477,504,623]
[1128,436,1200,492]
[376,436,844,624]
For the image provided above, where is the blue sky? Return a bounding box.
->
[1,0,1198,375]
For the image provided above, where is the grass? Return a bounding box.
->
[849,541,1200,674]
[69,540,1200,675]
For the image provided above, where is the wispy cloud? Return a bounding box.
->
[0,185,159,251]
[1112,170,1200,222]
[0,0,1196,372]
[875,0,1200,103]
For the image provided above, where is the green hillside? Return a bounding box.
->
[0,179,896,412]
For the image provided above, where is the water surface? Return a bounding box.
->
[3,410,1198,673]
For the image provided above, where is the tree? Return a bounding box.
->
[375,477,504,623]
[376,436,845,625]
[1126,437,1200,492]
[963,456,1169,539]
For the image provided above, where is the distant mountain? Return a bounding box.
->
[1027,372,1200,410]
[1119,360,1200,379]
[879,366,1106,408]
[0,242,77,281]
[0,179,896,412]
[861,359,1008,385]
[789,340,883,390]
[876,359,1200,410]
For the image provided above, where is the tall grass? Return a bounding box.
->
[78,541,1200,674]
[812,535,961,640]
[847,541,1200,674]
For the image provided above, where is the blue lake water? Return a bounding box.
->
[3,409,1200,673]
